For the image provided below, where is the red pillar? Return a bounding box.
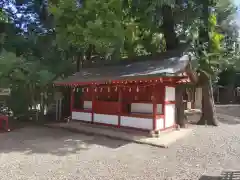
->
[91,85,95,124]
[70,87,74,113]
[162,85,166,129]
[118,87,122,128]
[152,85,157,131]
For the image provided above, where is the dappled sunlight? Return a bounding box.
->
[0,126,129,156]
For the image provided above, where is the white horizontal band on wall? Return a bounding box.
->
[121,116,153,130]
[72,111,92,122]
[131,103,162,114]
[93,114,118,125]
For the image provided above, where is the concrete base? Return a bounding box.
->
[149,130,160,138]
[44,121,192,148]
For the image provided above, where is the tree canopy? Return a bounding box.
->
[0,0,239,121]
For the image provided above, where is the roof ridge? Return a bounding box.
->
[83,43,191,70]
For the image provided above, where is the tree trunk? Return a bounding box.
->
[176,85,186,128]
[162,5,178,50]
[76,53,83,72]
[86,44,94,62]
[0,22,5,51]
[197,72,218,126]
[76,55,80,72]
[197,0,218,126]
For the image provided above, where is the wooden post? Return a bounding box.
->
[193,87,196,109]
[176,85,185,128]
[55,99,58,121]
[118,87,122,128]
[58,99,62,120]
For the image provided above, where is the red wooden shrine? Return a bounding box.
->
[54,47,194,132]
[55,76,190,132]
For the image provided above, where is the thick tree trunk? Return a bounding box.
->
[176,85,186,128]
[162,5,178,50]
[197,72,218,126]
[197,0,218,126]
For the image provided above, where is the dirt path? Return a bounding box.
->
[0,106,240,179]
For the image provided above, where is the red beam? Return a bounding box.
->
[54,76,188,87]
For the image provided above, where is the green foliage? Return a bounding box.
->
[0,9,8,23]
[218,67,236,86]
[0,0,239,118]
[195,2,238,80]
[208,13,224,52]
[50,0,124,57]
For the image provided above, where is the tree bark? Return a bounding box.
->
[176,85,186,128]
[76,55,80,72]
[76,53,83,72]
[196,0,218,126]
[197,72,218,126]
[162,5,178,50]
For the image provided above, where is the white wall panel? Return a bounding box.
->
[72,111,92,122]
[157,104,162,114]
[121,116,153,130]
[156,118,164,130]
[165,87,175,101]
[131,103,162,114]
[131,103,153,114]
[83,101,92,109]
[165,104,175,128]
[94,114,118,125]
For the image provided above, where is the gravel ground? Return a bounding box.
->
[1,113,240,179]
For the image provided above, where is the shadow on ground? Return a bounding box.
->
[0,125,129,156]
[188,114,240,125]
[199,171,240,180]
[216,105,240,117]
[216,105,240,125]
[217,115,240,125]
[186,105,240,125]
